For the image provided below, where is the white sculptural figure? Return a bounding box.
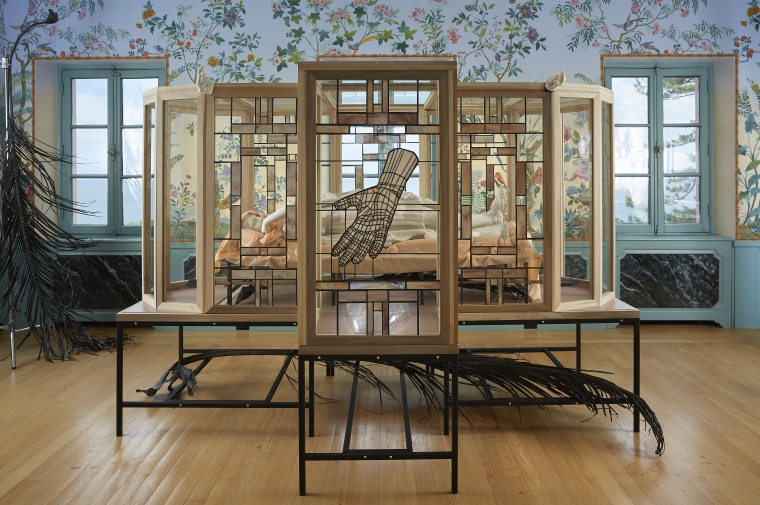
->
[196,67,215,94]
[545,70,566,91]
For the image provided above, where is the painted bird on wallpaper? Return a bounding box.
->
[494,171,507,187]
[10,19,34,31]
[640,41,660,53]
[612,14,643,31]
[36,43,53,53]
[472,65,487,81]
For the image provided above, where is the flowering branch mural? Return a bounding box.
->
[408,5,450,55]
[271,0,416,67]
[2,0,116,127]
[552,0,732,55]
[738,80,760,239]
[56,23,128,57]
[139,0,274,83]
[451,0,547,82]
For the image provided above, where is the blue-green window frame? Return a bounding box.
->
[58,64,165,236]
[605,63,713,235]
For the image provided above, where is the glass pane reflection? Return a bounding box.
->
[662,77,698,124]
[122,78,159,125]
[614,177,648,224]
[122,178,142,226]
[664,127,699,174]
[614,126,649,174]
[72,79,107,125]
[664,176,700,223]
[72,178,108,225]
[611,77,648,124]
[72,128,109,174]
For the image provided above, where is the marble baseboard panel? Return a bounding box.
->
[184,256,196,281]
[58,255,142,310]
[564,255,588,280]
[620,253,720,309]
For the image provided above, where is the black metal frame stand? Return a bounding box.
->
[298,353,459,496]
[116,320,307,437]
[459,317,641,433]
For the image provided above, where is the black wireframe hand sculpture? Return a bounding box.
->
[331,148,419,266]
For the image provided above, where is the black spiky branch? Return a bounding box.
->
[347,355,664,455]
[2,9,112,363]
[137,353,664,455]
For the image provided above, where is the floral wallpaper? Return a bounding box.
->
[0,0,755,238]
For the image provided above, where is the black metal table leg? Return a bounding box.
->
[633,319,640,433]
[576,323,582,371]
[443,356,449,436]
[452,354,458,494]
[309,358,315,437]
[178,324,184,364]
[299,355,306,496]
[116,322,123,437]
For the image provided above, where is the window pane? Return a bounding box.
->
[72,178,108,224]
[122,178,142,226]
[611,77,648,124]
[72,79,107,125]
[614,126,649,174]
[663,77,698,124]
[122,128,143,175]
[615,177,648,224]
[122,78,159,125]
[664,127,698,173]
[72,128,108,174]
[664,176,700,223]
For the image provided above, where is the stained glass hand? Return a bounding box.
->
[331,148,419,266]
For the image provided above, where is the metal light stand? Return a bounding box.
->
[1,10,58,369]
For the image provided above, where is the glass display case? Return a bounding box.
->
[456,84,550,315]
[456,82,615,319]
[553,84,616,310]
[296,59,458,353]
[141,76,614,319]
[141,83,299,318]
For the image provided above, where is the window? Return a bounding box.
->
[59,65,165,235]
[605,64,712,234]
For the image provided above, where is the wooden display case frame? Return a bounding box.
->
[296,59,458,355]
[551,84,617,312]
[141,83,299,320]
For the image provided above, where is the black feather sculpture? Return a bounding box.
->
[137,353,664,455]
[321,355,665,455]
[1,9,113,364]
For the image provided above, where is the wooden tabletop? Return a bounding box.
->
[117,297,638,324]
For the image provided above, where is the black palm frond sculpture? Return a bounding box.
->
[1,9,113,363]
[138,354,664,455]
[350,355,665,455]
[0,111,111,361]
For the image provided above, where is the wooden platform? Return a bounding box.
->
[2,324,759,503]
[117,296,639,324]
